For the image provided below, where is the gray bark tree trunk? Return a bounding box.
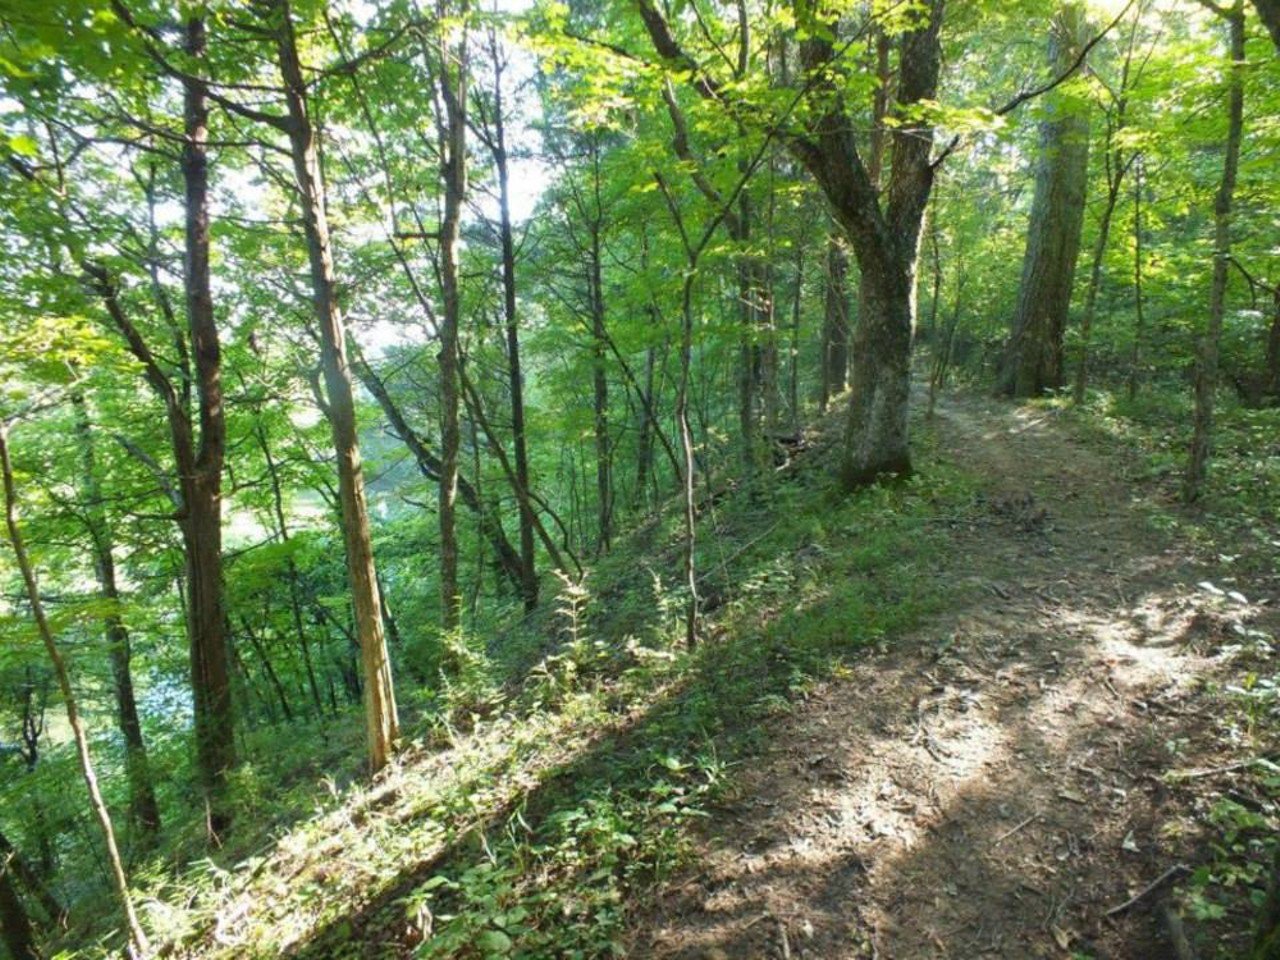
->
[436,0,469,628]
[1002,3,1092,398]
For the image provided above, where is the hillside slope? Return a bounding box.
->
[136,387,1274,959]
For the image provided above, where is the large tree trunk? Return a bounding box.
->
[73,395,161,843]
[273,0,399,771]
[1,423,149,959]
[1185,3,1245,502]
[0,857,36,960]
[177,15,235,836]
[1001,3,1092,398]
[1253,0,1280,50]
[841,253,915,486]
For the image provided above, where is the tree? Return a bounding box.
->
[1184,0,1246,501]
[0,419,149,959]
[635,0,943,488]
[1000,3,1093,399]
[435,0,471,629]
[269,0,400,770]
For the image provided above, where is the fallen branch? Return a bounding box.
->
[1166,756,1275,781]
[1105,864,1190,917]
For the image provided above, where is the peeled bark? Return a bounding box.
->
[1185,3,1245,502]
[1002,3,1092,398]
[272,0,399,771]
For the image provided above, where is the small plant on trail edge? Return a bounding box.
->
[404,754,720,959]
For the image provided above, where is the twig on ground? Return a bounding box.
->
[1105,864,1190,917]
[1167,756,1274,781]
[993,814,1038,846]
[777,918,792,960]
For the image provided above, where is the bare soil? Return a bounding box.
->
[627,390,1273,959]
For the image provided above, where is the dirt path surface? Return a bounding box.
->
[630,390,1268,959]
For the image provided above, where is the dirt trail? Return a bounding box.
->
[630,390,1265,959]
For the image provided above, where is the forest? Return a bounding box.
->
[1,0,1279,957]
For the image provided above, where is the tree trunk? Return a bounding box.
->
[1266,288,1280,395]
[789,235,805,429]
[174,16,237,836]
[589,224,613,552]
[0,829,62,924]
[436,0,468,629]
[1252,0,1280,50]
[1072,176,1123,404]
[820,232,851,410]
[489,45,538,611]
[1185,3,1246,502]
[1002,3,1092,398]
[842,255,915,486]
[73,394,161,843]
[1127,156,1146,401]
[676,281,699,648]
[0,855,36,960]
[1,423,150,959]
[272,0,399,772]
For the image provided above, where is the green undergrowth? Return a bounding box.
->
[56,413,978,960]
[1058,385,1280,958]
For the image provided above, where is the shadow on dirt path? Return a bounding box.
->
[627,390,1269,959]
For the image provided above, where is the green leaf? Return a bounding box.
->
[7,134,38,158]
[475,929,513,955]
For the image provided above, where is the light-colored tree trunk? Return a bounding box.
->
[271,0,400,771]
[0,422,150,959]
